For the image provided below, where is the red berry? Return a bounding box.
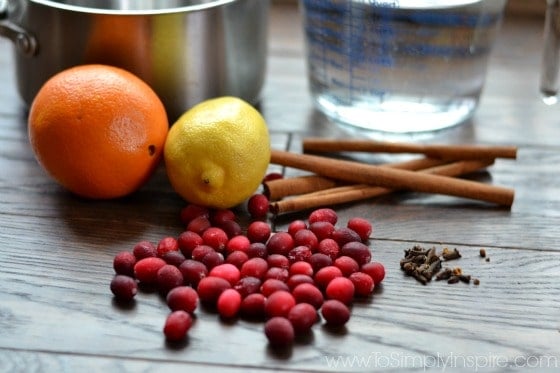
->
[288,303,317,334]
[240,293,266,319]
[287,245,312,264]
[361,261,385,285]
[202,227,229,252]
[209,263,241,286]
[186,215,212,235]
[266,232,294,256]
[293,229,319,251]
[267,254,290,269]
[263,172,283,182]
[248,194,269,219]
[289,261,314,277]
[291,283,324,309]
[308,253,333,273]
[113,251,136,277]
[157,236,179,257]
[265,290,296,318]
[200,250,224,269]
[191,245,215,262]
[264,267,289,282]
[246,221,272,243]
[219,219,243,238]
[340,241,372,266]
[226,235,251,254]
[332,227,362,247]
[347,217,373,242]
[196,276,231,305]
[177,231,203,258]
[240,257,269,279]
[157,264,184,294]
[308,208,338,225]
[225,250,249,268]
[246,242,268,259]
[264,317,294,347]
[348,272,375,297]
[210,209,236,226]
[309,221,335,241]
[260,278,290,297]
[132,241,157,260]
[314,265,343,289]
[110,275,138,302]
[233,276,262,298]
[325,277,355,304]
[286,274,314,290]
[179,259,208,287]
[163,310,193,342]
[134,257,167,284]
[317,238,340,260]
[161,251,186,267]
[166,286,199,314]
[321,299,350,327]
[334,255,360,277]
[217,289,242,319]
[287,219,307,237]
[180,204,210,225]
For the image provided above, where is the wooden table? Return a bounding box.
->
[1,2,559,372]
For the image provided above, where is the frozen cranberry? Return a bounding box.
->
[325,277,355,304]
[209,263,241,286]
[240,257,269,279]
[308,208,338,225]
[347,217,373,242]
[225,250,249,268]
[179,259,208,287]
[210,209,236,226]
[163,310,193,342]
[226,235,251,254]
[291,283,324,309]
[134,257,167,284]
[196,276,231,305]
[202,227,229,252]
[161,251,186,267]
[233,276,261,298]
[266,232,294,256]
[247,242,268,259]
[265,290,296,318]
[286,274,314,290]
[289,261,314,277]
[293,229,319,251]
[157,236,179,257]
[263,172,283,182]
[217,289,242,319]
[361,261,385,285]
[113,251,136,277]
[219,219,243,238]
[287,219,307,237]
[177,231,203,258]
[166,286,199,314]
[261,278,290,297]
[240,293,266,319]
[287,245,312,264]
[314,265,343,289]
[309,221,335,241]
[267,254,290,269]
[308,253,333,273]
[317,238,340,260]
[321,299,350,327]
[247,221,272,243]
[132,241,157,260]
[348,272,375,297]
[157,264,184,294]
[288,303,317,334]
[332,227,362,247]
[248,194,269,219]
[186,215,212,235]
[191,245,215,262]
[180,204,210,225]
[334,255,360,277]
[110,275,137,302]
[200,250,224,269]
[340,241,372,266]
[264,317,294,347]
[264,267,289,282]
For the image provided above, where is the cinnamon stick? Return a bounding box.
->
[264,157,447,200]
[270,150,514,207]
[302,138,518,161]
[270,159,495,214]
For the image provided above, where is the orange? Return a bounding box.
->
[28,64,169,199]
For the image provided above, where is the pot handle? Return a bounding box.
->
[0,0,38,57]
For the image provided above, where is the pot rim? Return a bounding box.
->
[26,0,241,15]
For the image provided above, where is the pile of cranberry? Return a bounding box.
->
[110,195,385,347]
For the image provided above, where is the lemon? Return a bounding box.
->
[164,96,271,209]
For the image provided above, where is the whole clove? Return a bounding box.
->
[442,248,462,261]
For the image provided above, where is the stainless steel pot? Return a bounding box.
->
[0,0,269,120]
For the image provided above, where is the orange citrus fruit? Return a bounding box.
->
[28,64,169,199]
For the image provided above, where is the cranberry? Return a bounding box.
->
[308,208,338,225]
[287,219,307,237]
[287,245,312,264]
[340,241,372,266]
[180,204,210,225]
[217,289,242,319]
[261,278,290,297]
[134,257,167,284]
[291,283,324,309]
[246,221,272,243]
[157,236,179,257]
[264,317,294,347]
[308,253,333,273]
[266,232,294,256]
[132,240,157,260]
[264,267,289,282]
[113,251,136,277]
[263,172,283,182]
[179,259,208,287]
[202,227,229,252]
[163,310,193,342]
[110,275,138,302]
[161,251,186,267]
[348,272,375,297]
[157,264,184,294]
[332,227,362,247]
[265,290,296,318]
[334,255,360,277]
[177,231,203,258]
[314,265,343,289]
[240,257,269,279]
[240,293,266,319]
[226,235,251,254]
[247,194,269,219]
[317,238,340,260]
[209,263,241,286]
[361,261,385,285]
[288,303,317,334]
[267,254,290,269]
[233,276,262,298]
[286,274,314,290]
[293,229,319,251]
[289,261,314,277]
[186,215,212,235]
[309,221,335,241]
[225,250,249,268]
[200,250,224,269]
[196,276,231,305]
[321,299,350,327]
[325,277,355,304]
[210,209,236,226]
[246,242,268,259]
[347,217,373,242]
[191,245,215,262]
[219,219,243,238]
[166,286,199,314]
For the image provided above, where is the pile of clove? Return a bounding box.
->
[400,245,479,285]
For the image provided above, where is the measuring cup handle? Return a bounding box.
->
[541,0,560,101]
[0,0,38,57]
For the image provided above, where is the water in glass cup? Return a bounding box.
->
[300,0,507,133]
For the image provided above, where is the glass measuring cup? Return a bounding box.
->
[299,0,507,133]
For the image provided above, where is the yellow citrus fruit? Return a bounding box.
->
[164,96,271,209]
[28,64,169,199]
